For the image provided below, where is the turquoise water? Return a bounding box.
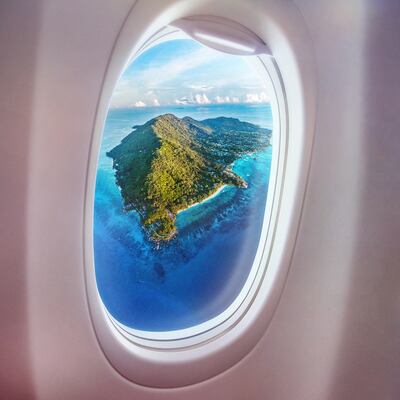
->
[94,104,273,331]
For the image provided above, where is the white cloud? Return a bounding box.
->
[188,84,215,92]
[135,47,223,89]
[215,95,232,104]
[109,41,271,108]
[259,92,270,102]
[194,93,211,104]
[175,97,190,105]
[134,100,146,107]
[245,93,259,103]
[245,92,270,104]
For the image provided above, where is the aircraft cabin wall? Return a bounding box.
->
[0,0,399,399]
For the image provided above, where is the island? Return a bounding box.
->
[107,114,271,241]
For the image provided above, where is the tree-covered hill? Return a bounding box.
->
[107,114,271,241]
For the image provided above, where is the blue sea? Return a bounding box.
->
[94,103,273,331]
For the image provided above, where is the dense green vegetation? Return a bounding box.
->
[107,114,271,241]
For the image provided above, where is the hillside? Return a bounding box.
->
[107,114,271,241]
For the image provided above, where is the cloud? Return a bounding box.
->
[215,96,232,104]
[109,40,271,108]
[259,92,270,102]
[187,84,215,92]
[175,97,190,105]
[194,93,211,104]
[245,92,270,104]
[132,47,223,89]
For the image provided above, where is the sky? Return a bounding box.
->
[110,39,270,109]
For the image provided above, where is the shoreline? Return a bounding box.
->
[177,184,228,215]
[175,147,270,217]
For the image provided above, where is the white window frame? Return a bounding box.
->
[83,0,316,388]
[99,28,283,348]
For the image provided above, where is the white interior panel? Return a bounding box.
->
[0,0,399,399]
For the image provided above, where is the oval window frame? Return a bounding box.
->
[99,28,282,348]
[84,0,316,388]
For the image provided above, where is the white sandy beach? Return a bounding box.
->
[177,184,227,215]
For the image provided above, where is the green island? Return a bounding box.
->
[107,114,271,241]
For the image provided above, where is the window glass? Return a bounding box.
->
[94,38,273,331]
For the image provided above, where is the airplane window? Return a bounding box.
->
[93,37,273,333]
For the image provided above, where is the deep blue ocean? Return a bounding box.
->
[94,103,273,331]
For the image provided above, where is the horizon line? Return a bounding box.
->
[109,102,271,110]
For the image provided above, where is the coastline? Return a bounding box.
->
[177,184,227,215]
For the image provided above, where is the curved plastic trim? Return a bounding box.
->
[171,15,271,55]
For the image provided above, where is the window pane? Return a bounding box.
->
[94,39,273,332]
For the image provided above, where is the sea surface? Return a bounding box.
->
[94,103,273,331]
